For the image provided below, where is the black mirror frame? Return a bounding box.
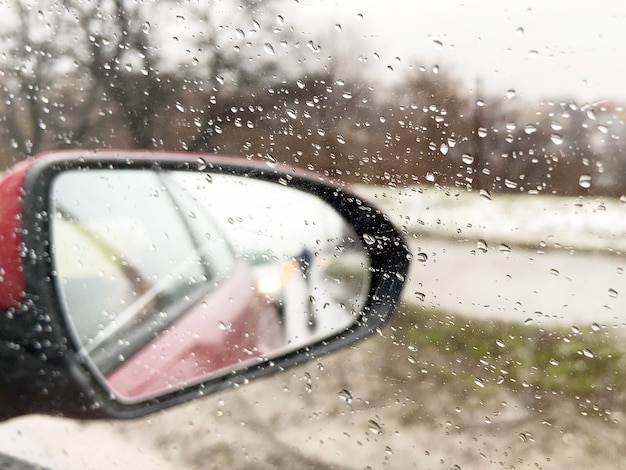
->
[9,150,409,420]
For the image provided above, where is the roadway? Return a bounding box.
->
[403,237,626,330]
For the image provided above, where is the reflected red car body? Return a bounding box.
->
[106,262,283,400]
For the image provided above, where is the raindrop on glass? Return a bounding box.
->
[479,189,492,201]
[363,234,376,245]
[524,124,537,134]
[582,348,595,358]
[338,389,353,404]
[596,124,609,134]
[462,153,474,165]
[367,420,383,435]
[578,175,592,189]
[499,243,511,254]
[550,133,564,145]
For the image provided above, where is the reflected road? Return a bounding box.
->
[404,237,626,330]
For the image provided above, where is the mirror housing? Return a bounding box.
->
[0,151,409,420]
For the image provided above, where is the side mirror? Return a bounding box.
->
[0,151,409,420]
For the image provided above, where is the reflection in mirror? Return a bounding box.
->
[50,169,370,402]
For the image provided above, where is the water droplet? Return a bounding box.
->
[440,143,449,155]
[516,26,525,37]
[175,101,185,113]
[578,175,592,189]
[367,420,383,435]
[477,239,488,253]
[264,153,278,168]
[608,288,618,298]
[142,22,151,33]
[504,179,518,189]
[524,124,537,134]
[479,189,492,201]
[597,124,609,134]
[474,377,486,388]
[549,358,559,366]
[264,43,275,55]
[506,89,516,99]
[591,322,601,331]
[582,348,595,358]
[462,153,474,165]
[551,121,563,131]
[235,28,245,39]
[407,355,417,364]
[286,108,297,119]
[336,135,346,144]
[416,252,428,263]
[478,127,488,138]
[551,133,564,145]
[415,292,426,301]
[519,432,533,443]
[499,244,511,254]
[528,49,539,58]
[335,23,342,32]
[496,339,505,348]
[363,234,376,245]
[197,157,207,170]
[523,318,534,325]
[432,39,443,49]
[549,268,559,276]
[342,91,353,99]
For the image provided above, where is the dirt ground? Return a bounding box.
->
[1,325,625,470]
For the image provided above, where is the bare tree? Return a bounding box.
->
[0,0,298,168]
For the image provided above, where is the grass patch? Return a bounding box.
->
[390,303,626,405]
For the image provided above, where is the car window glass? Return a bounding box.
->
[3,0,626,469]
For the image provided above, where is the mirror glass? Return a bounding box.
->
[49,169,370,402]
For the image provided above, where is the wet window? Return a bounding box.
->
[2,1,626,468]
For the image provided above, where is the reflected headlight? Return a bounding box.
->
[256,275,282,297]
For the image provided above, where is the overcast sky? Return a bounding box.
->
[288,0,626,103]
[3,1,624,105]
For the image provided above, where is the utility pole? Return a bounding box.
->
[471,77,484,191]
